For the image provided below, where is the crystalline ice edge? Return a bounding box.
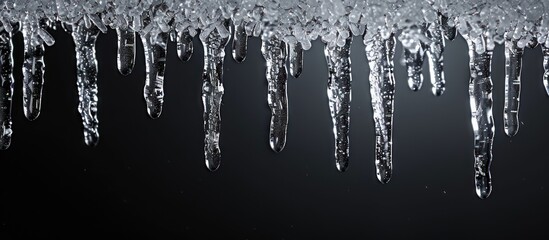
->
[1,0,549,198]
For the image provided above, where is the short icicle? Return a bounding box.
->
[425,22,446,96]
[177,30,193,62]
[439,13,456,41]
[261,35,288,153]
[403,43,425,91]
[542,44,549,96]
[232,22,247,63]
[201,22,231,171]
[21,21,46,121]
[324,36,352,172]
[503,37,523,137]
[0,26,14,150]
[116,28,136,76]
[140,31,168,119]
[288,42,303,78]
[70,24,101,146]
[365,32,396,184]
[465,35,494,199]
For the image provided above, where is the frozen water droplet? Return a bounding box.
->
[116,28,136,76]
[140,31,168,119]
[232,22,247,63]
[70,24,101,147]
[503,38,523,137]
[22,21,46,121]
[0,28,14,150]
[288,42,303,78]
[365,32,396,184]
[201,20,231,171]
[177,30,193,62]
[324,37,352,172]
[261,36,288,153]
[465,35,494,199]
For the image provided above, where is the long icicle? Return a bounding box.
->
[365,32,396,184]
[116,28,136,76]
[261,35,288,153]
[201,22,231,171]
[21,21,46,121]
[465,35,494,199]
[141,31,168,119]
[503,37,523,137]
[542,44,549,96]
[0,26,14,150]
[232,22,247,63]
[325,37,352,172]
[425,22,446,96]
[71,24,101,146]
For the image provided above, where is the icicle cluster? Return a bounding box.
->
[1,0,549,199]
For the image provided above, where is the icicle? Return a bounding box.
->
[543,44,549,96]
[288,42,303,78]
[177,30,193,62]
[425,22,446,96]
[465,35,494,199]
[324,37,352,172]
[503,38,523,137]
[365,33,396,184]
[403,43,425,91]
[140,32,168,119]
[201,21,231,171]
[232,22,247,63]
[0,27,14,150]
[116,28,136,76]
[21,22,46,121]
[439,13,456,41]
[70,24,101,146]
[261,35,288,153]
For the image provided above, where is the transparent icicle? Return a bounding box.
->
[503,38,523,137]
[261,36,288,153]
[439,13,456,41]
[116,28,136,76]
[232,22,247,63]
[288,42,303,78]
[365,33,396,184]
[177,30,193,62]
[141,32,168,119]
[543,44,549,96]
[70,24,101,146]
[324,37,352,172]
[465,36,494,199]
[21,22,46,121]
[0,27,14,150]
[425,22,446,96]
[403,43,425,91]
[201,22,231,171]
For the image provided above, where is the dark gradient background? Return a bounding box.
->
[1,28,549,239]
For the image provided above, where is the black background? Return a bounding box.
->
[1,27,549,239]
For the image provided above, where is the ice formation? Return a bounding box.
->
[1,0,549,198]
